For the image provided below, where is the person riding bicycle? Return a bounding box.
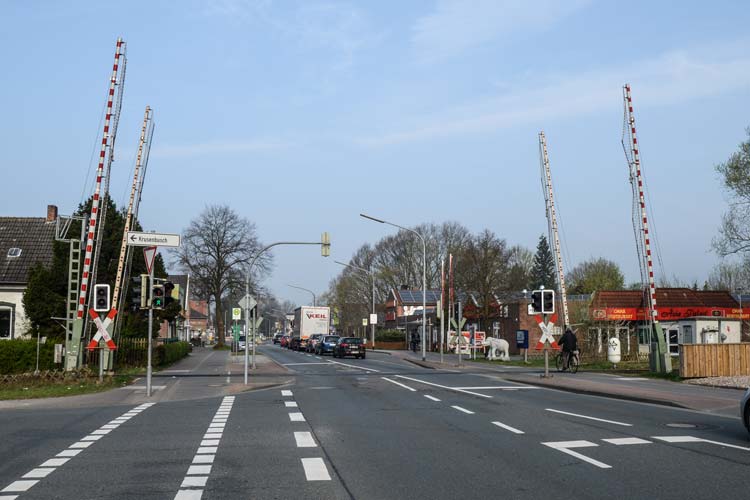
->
[558,328,577,371]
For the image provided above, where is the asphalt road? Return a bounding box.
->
[1,345,748,499]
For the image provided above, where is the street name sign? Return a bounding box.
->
[127,231,181,247]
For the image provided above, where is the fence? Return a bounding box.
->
[679,343,750,378]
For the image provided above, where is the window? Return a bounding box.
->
[637,326,651,345]
[7,248,21,258]
[0,308,11,339]
[668,329,679,354]
[682,325,693,344]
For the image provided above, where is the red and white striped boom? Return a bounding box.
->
[76,38,125,319]
[623,84,658,322]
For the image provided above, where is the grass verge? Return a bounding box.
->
[0,373,136,401]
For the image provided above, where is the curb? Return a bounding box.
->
[502,376,689,410]
[404,358,436,370]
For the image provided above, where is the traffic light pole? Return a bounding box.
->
[147,266,154,397]
[543,313,550,379]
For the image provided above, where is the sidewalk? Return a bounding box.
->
[386,349,744,418]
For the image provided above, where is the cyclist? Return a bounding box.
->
[558,327,578,371]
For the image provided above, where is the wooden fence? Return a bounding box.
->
[679,343,750,378]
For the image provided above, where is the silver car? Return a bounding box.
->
[742,387,750,436]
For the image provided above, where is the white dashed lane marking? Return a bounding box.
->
[0,402,155,496]
[281,390,293,397]
[301,458,331,481]
[451,405,474,415]
[294,432,317,448]
[289,412,306,422]
[424,395,441,402]
[174,396,235,499]
[492,421,524,434]
[381,377,416,391]
[545,409,632,427]
[602,437,650,445]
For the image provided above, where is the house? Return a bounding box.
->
[589,288,745,357]
[384,288,440,344]
[0,205,58,339]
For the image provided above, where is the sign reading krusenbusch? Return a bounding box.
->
[127,231,181,248]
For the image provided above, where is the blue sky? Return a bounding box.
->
[1,0,749,306]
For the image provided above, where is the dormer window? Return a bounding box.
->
[7,248,21,258]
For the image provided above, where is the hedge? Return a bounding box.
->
[375,329,406,342]
[154,341,190,367]
[0,339,57,375]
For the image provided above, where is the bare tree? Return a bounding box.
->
[174,205,269,347]
[707,258,750,291]
[714,127,750,256]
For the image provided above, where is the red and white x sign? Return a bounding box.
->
[87,308,118,351]
[535,313,559,350]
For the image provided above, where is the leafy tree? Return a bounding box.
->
[567,258,625,294]
[174,205,269,348]
[529,234,556,290]
[714,127,750,256]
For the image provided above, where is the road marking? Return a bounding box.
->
[602,437,651,445]
[289,412,306,422]
[328,360,380,372]
[315,356,322,360]
[492,421,525,434]
[614,377,649,381]
[282,362,330,366]
[301,458,331,481]
[542,440,611,469]
[453,386,539,390]
[424,395,441,402]
[394,375,492,398]
[382,377,417,391]
[652,435,750,451]
[281,390,293,397]
[174,396,234,499]
[294,432,317,448]
[285,401,298,407]
[0,403,155,497]
[545,409,632,427]
[451,405,475,415]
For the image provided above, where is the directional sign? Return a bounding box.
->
[127,231,181,248]
[239,294,256,311]
[232,307,242,320]
[87,308,117,351]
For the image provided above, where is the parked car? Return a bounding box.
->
[333,337,366,359]
[290,337,301,351]
[742,387,750,436]
[237,335,246,351]
[280,335,290,348]
[315,335,340,355]
[273,333,283,344]
[306,333,324,353]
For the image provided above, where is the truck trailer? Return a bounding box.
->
[292,306,331,351]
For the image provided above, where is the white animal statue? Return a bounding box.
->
[484,337,510,361]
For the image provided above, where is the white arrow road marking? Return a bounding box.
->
[545,409,632,427]
[653,436,750,451]
[381,377,416,391]
[542,440,612,469]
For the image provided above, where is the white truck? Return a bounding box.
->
[292,306,331,351]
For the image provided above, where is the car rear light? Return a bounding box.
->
[341,343,348,348]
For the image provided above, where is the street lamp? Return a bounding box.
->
[360,213,427,361]
[288,284,316,307]
[334,260,376,349]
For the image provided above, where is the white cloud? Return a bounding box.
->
[358,40,750,146]
[412,0,590,63]
[152,139,291,158]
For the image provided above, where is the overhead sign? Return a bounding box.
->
[143,246,157,275]
[127,231,181,248]
[232,307,242,320]
[239,294,256,311]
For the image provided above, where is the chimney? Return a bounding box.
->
[46,204,58,223]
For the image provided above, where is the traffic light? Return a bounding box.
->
[321,232,330,257]
[530,290,542,314]
[152,279,165,310]
[542,289,555,314]
[93,284,110,312]
[452,301,462,319]
[131,275,149,310]
[164,281,175,307]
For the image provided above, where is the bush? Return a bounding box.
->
[154,341,190,367]
[0,339,58,375]
[375,329,405,343]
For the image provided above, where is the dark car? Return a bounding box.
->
[306,333,324,353]
[280,335,290,348]
[742,387,750,436]
[333,337,366,359]
[290,337,301,351]
[273,333,283,344]
[315,335,340,356]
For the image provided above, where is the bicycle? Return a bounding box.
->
[555,349,580,373]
